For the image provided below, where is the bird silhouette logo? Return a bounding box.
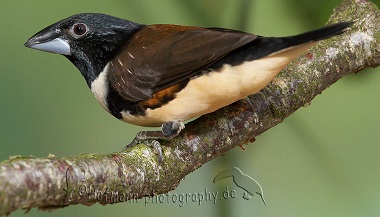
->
[213,167,266,205]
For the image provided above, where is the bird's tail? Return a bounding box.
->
[251,22,353,59]
[280,22,353,47]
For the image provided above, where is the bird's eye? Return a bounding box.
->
[71,23,88,37]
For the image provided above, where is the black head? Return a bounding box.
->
[25,13,143,86]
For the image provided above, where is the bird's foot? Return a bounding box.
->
[123,120,185,163]
[161,120,185,138]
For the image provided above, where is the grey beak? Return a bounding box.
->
[25,24,71,56]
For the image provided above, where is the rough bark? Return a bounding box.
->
[0,0,379,215]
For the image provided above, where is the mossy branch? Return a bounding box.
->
[0,0,379,215]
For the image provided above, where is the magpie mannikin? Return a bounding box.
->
[25,13,352,161]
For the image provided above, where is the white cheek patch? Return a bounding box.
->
[91,63,109,111]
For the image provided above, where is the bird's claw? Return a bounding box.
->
[146,140,163,164]
[162,120,185,138]
[122,120,185,164]
[123,137,163,164]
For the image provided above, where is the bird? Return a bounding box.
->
[25,13,352,161]
[213,167,266,204]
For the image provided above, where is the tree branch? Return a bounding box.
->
[0,0,379,215]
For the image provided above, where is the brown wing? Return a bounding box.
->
[107,24,257,102]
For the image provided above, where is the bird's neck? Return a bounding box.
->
[66,52,109,88]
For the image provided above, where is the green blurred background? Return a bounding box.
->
[1,0,380,216]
